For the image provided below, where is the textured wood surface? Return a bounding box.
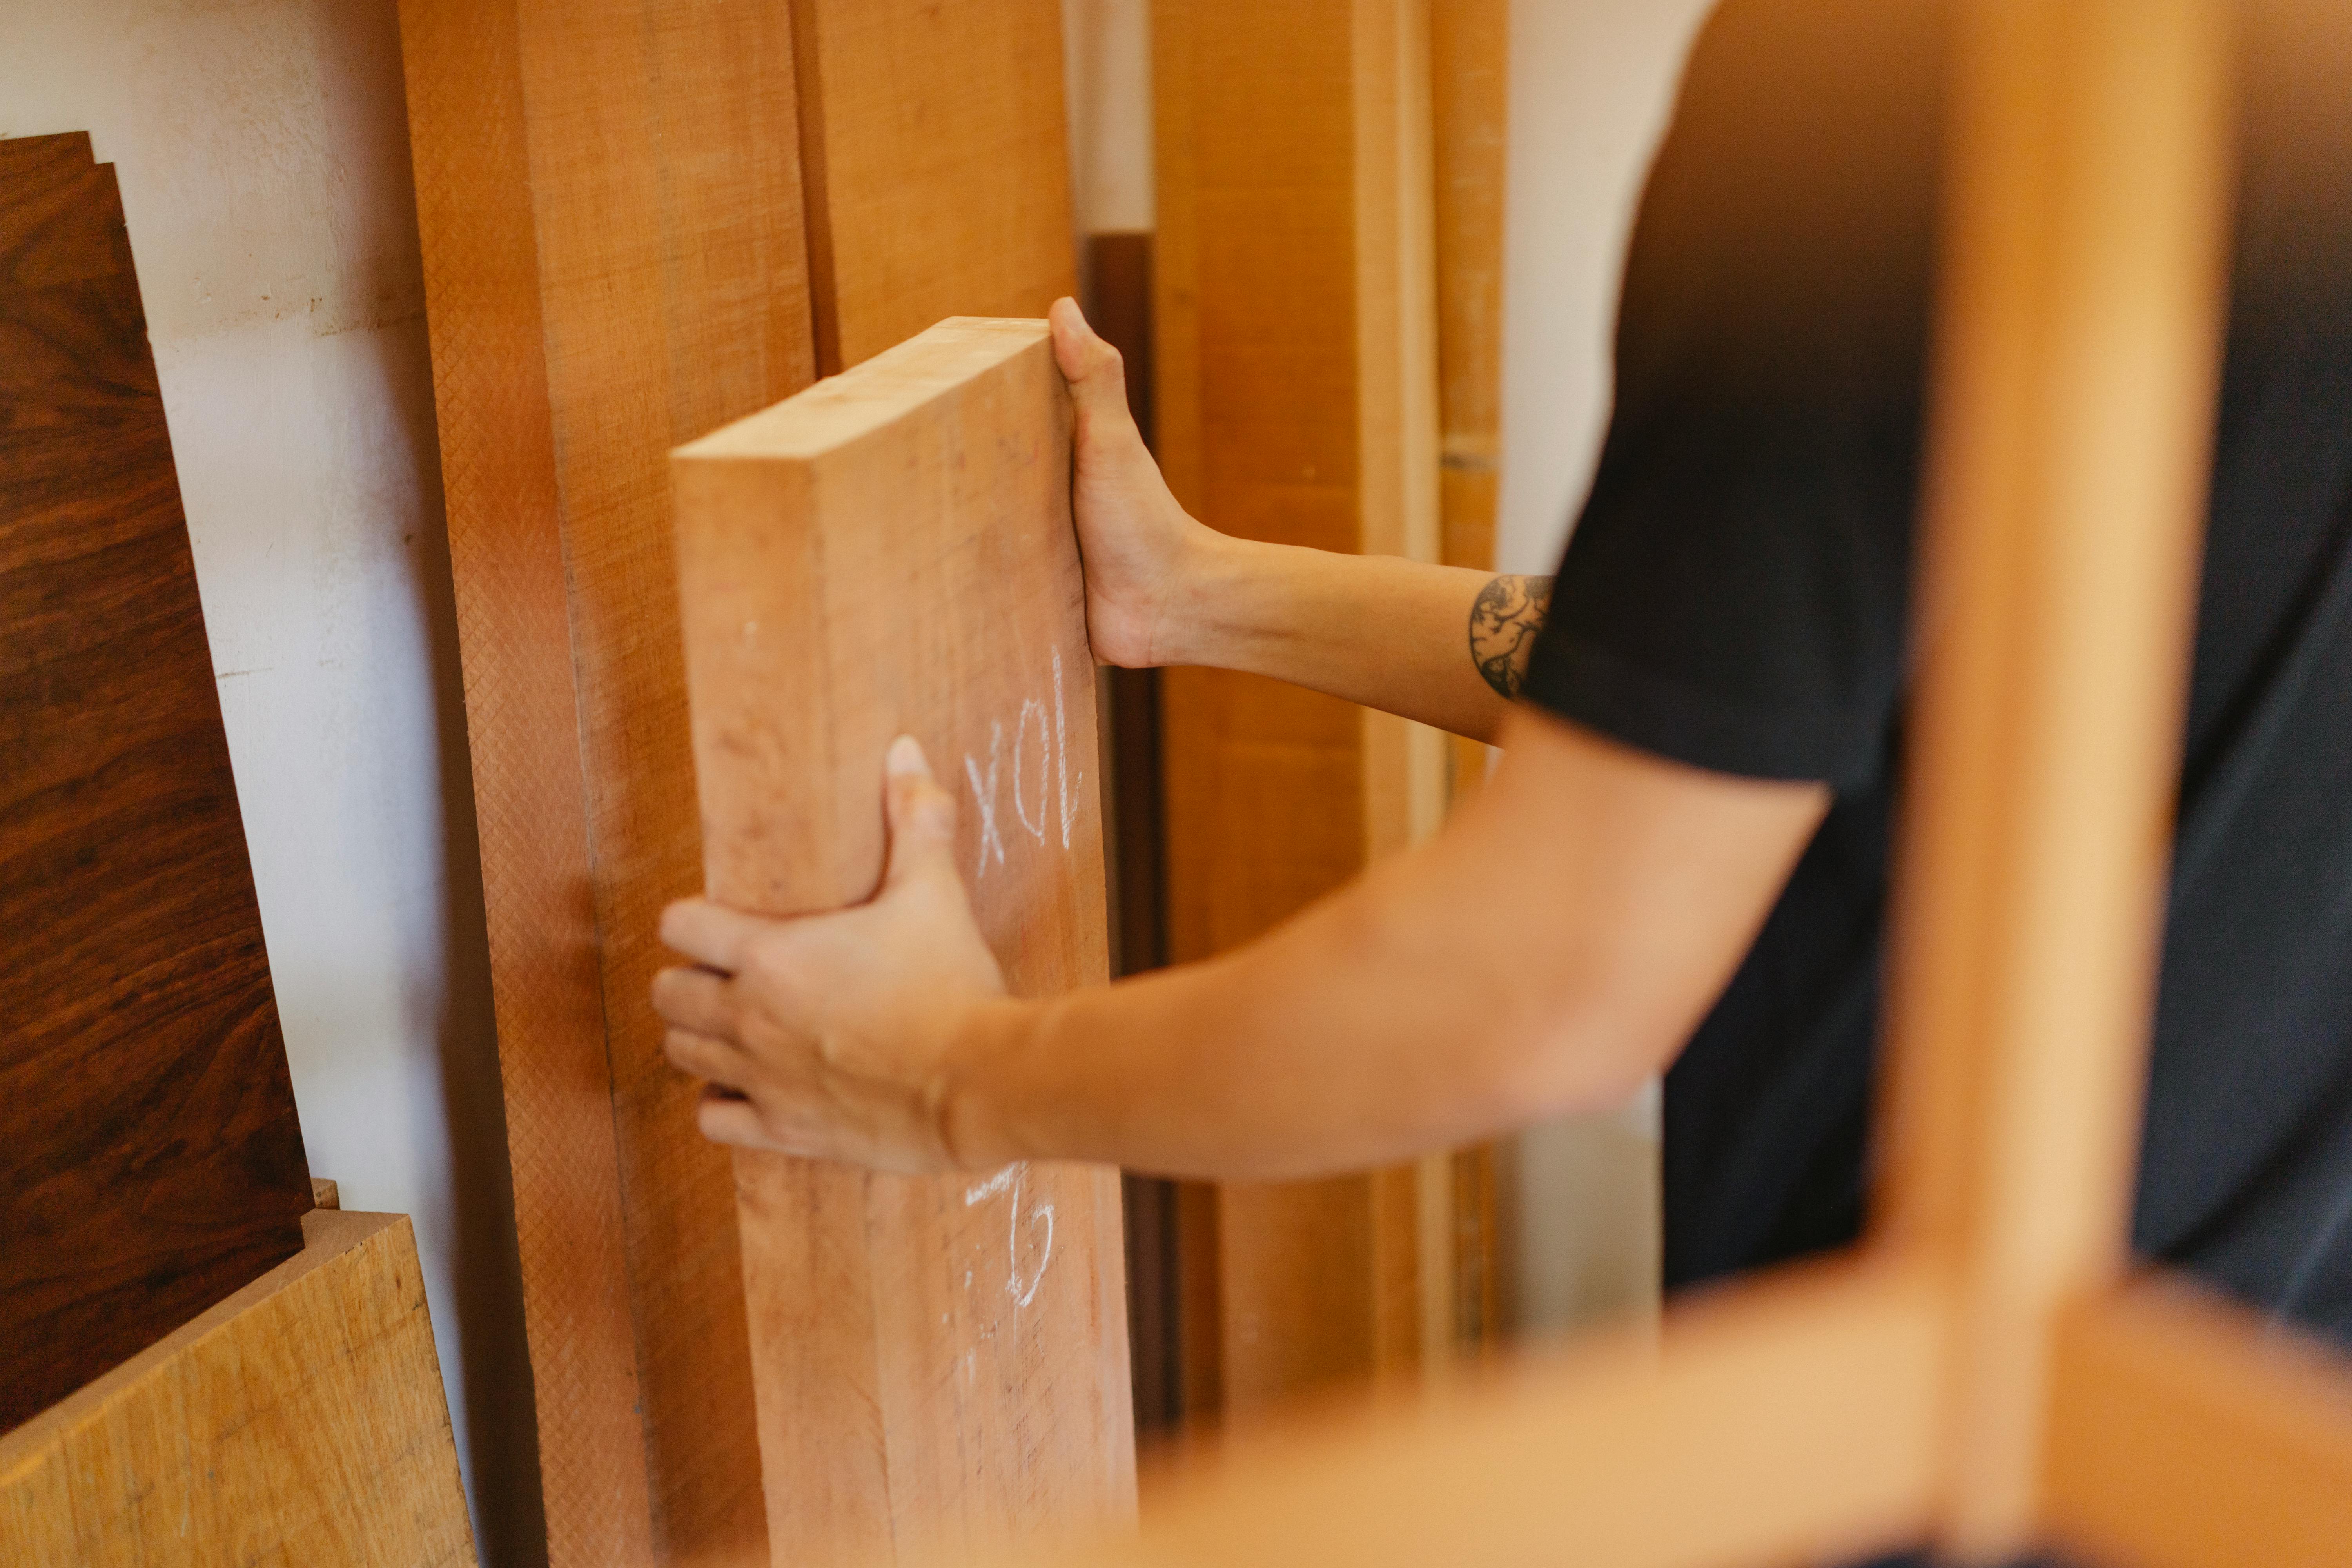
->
[674,318,1136,1564]
[0,131,310,1434]
[399,4,815,1559]
[793,0,1078,373]
[401,6,1083,1556]
[1151,0,1456,1416]
[2,1209,475,1566]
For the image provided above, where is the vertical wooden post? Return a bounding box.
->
[1153,0,1459,1420]
[1872,1,2233,1556]
[1429,0,1509,1348]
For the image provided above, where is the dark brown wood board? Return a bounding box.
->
[673,317,1135,1565]
[0,131,311,1433]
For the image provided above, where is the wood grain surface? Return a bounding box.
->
[674,317,1135,1566]
[793,0,1078,373]
[0,131,310,1434]
[399,3,816,1559]
[2,1209,475,1566]
[400,5,1087,1557]
[1151,0,1457,1417]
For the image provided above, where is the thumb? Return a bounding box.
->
[881,735,961,894]
[1048,296,1133,433]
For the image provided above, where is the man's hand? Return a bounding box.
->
[1049,296,1218,669]
[652,737,1020,1174]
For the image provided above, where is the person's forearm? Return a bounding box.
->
[1156,532,1541,745]
[937,713,1827,1181]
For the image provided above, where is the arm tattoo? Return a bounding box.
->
[1468,575,1554,701]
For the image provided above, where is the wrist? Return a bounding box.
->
[932,995,1048,1170]
[1156,526,1270,669]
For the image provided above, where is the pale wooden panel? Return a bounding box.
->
[1,1210,474,1567]
[1869,1,2233,1555]
[396,5,668,1557]
[2043,1281,2352,1568]
[403,2,818,1560]
[976,1261,1940,1568]
[794,0,1078,372]
[1429,0,1507,1346]
[673,318,1136,1565]
[1153,0,1456,1417]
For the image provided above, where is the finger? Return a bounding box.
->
[659,897,768,973]
[663,1025,747,1089]
[696,1087,782,1152]
[882,735,962,895]
[650,965,736,1039]
[1047,296,1130,427]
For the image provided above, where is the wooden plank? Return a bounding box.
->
[1151,0,1454,1415]
[398,4,817,1561]
[1,1210,475,1566]
[673,317,1136,1565]
[793,0,1079,373]
[1868,1,2234,1555]
[1429,0,1508,1351]
[967,1261,1942,1568]
[2043,1282,2352,1568]
[0,131,311,1433]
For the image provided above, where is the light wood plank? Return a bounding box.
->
[1152,0,1457,1418]
[1869,1,2234,1555]
[1428,0,1508,1347]
[1,1211,475,1567]
[982,1261,1941,1568]
[794,0,1078,373]
[2043,1282,2352,1568]
[673,318,1137,1566]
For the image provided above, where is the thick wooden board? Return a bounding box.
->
[793,0,1078,372]
[673,317,1136,1564]
[399,4,817,1560]
[0,131,310,1433]
[401,5,1085,1556]
[1151,0,1453,1415]
[1,1210,475,1566]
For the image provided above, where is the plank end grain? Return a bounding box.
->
[0,130,311,1434]
[675,317,1137,1565]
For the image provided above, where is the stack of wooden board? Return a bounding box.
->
[399,4,1121,1561]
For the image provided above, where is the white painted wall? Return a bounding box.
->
[0,4,534,1561]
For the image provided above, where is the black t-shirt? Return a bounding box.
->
[1524,0,2352,1344]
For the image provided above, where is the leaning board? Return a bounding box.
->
[2,1210,474,1566]
[673,318,1136,1565]
[0,131,312,1432]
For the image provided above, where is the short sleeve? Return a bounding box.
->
[1520,0,1949,791]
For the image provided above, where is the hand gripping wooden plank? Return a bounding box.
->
[672,318,1137,1566]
